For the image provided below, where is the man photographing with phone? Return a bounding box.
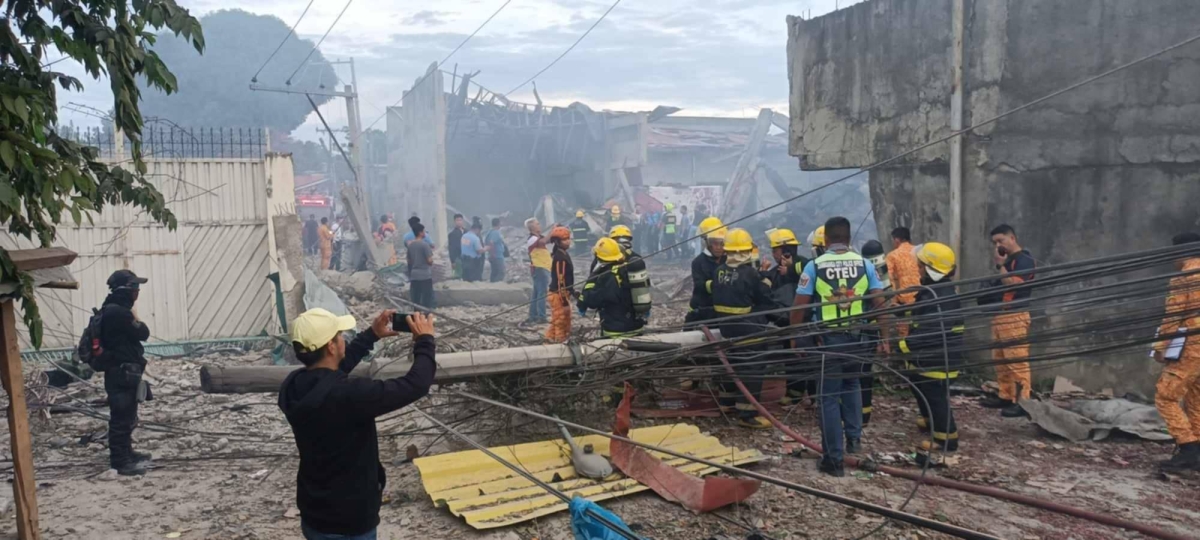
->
[279,308,436,540]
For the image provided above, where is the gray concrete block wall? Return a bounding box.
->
[789,0,1200,394]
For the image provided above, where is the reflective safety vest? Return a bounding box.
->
[570,219,590,241]
[813,251,870,326]
[663,213,677,235]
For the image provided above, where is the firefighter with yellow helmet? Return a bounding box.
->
[765,228,815,405]
[569,210,592,257]
[709,228,776,429]
[685,217,728,326]
[579,237,646,338]
[898,242,964,463]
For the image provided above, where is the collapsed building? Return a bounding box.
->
[787,0,1200,394]
[375,64,868,247]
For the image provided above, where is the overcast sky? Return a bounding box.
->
[57,0,862,139]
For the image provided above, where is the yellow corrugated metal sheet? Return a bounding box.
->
[413,423,766,529]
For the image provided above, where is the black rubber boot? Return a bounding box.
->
[978,395,1011,409]
[1161,442,1200,471]
[818,458,845,477]
[132,450,152,463]
[845,437,863,455]
[1000,403,1027,418]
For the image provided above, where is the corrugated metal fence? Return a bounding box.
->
[2,147,281,349]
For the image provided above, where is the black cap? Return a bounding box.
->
[861,240,885,258]
[107,269,148,290]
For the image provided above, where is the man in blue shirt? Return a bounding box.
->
[402,216,436,248]
[790,216,889,477]
[461,223,485,282]
[484,217,508,282]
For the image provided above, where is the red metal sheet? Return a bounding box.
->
[611,383,760,512]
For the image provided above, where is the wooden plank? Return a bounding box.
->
[6,247,77,272]
[0,300,40,540]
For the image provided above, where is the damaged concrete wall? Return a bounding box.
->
[393,63,449,245]
[788,0,1200,394]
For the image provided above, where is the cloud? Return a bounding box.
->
[404,10,451,27]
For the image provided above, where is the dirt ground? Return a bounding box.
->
[2,259,1198,540]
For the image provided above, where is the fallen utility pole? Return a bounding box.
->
[199,330,719,394]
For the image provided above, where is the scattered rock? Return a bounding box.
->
[47,436,71,449]
[97,469,120,481]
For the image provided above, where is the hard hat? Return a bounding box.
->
[593,237,625,262]
[697,217,725,237]
[916,242,956,281]
[665,202,675,211]
[724,228,754,252]
[768,228,800,248]
[290,308,356,353]
[811,226,826,248]
[549,226,572,241]
[610,205,621,215]
[576,209,585,218]
[861,239,885,258]
[609,225,633,239]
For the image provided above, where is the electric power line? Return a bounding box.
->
[358,0,516,136]
[251,0,317,83]
[505,0,622,96]
[285,0,355,85]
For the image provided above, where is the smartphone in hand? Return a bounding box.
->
[391,312,414,333]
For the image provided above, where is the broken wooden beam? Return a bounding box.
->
[6,247,77,272]
[199,330,719,394]
[0,300,41,540]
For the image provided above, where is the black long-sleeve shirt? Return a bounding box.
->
[689,252,724,310]
[99,291,150,367]
[448,227,465,262]
[279,330,436,535]
[580,265,645,335]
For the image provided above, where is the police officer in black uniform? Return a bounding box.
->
[98,270,153,475]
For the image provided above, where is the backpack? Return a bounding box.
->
[76,309,109,371]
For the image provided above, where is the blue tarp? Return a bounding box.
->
[569,496,641,540]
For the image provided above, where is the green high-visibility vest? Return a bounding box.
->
[664,213,677,235]
[813,250,870,326]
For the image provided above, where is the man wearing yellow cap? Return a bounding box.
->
[280,308,436,540]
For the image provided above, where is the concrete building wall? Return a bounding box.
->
[788,0,1200,394]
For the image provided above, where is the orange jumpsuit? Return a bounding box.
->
[318,224,334,269]
[379,223,398,266]
[546,248,575,343]
[886,241,921,338]
[1155,258,1200,445]
[991,251,1036,402]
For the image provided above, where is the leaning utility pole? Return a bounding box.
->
[250,57,384,268]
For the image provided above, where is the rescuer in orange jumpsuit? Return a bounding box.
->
[983,224,1036,418]
[546,226,575,343]
[318,217,334,269]
[886,227,921,338]
[1155,232,1200,471]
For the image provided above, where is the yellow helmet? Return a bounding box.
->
[665,202,675,212]
[810,225,826,248]
[610,205,621,215]
[767,228,800,248]
[916,242,956,281]
[593,237,625,262]
[724,228,754,252]
[697,217,725,238]
[576,209,585,218]
[609,225,633,239]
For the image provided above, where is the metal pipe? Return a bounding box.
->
[700,328,1194,540]
[449,390,999,540]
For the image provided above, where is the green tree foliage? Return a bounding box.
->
[0,0,203,347]
[140,9,336,134]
